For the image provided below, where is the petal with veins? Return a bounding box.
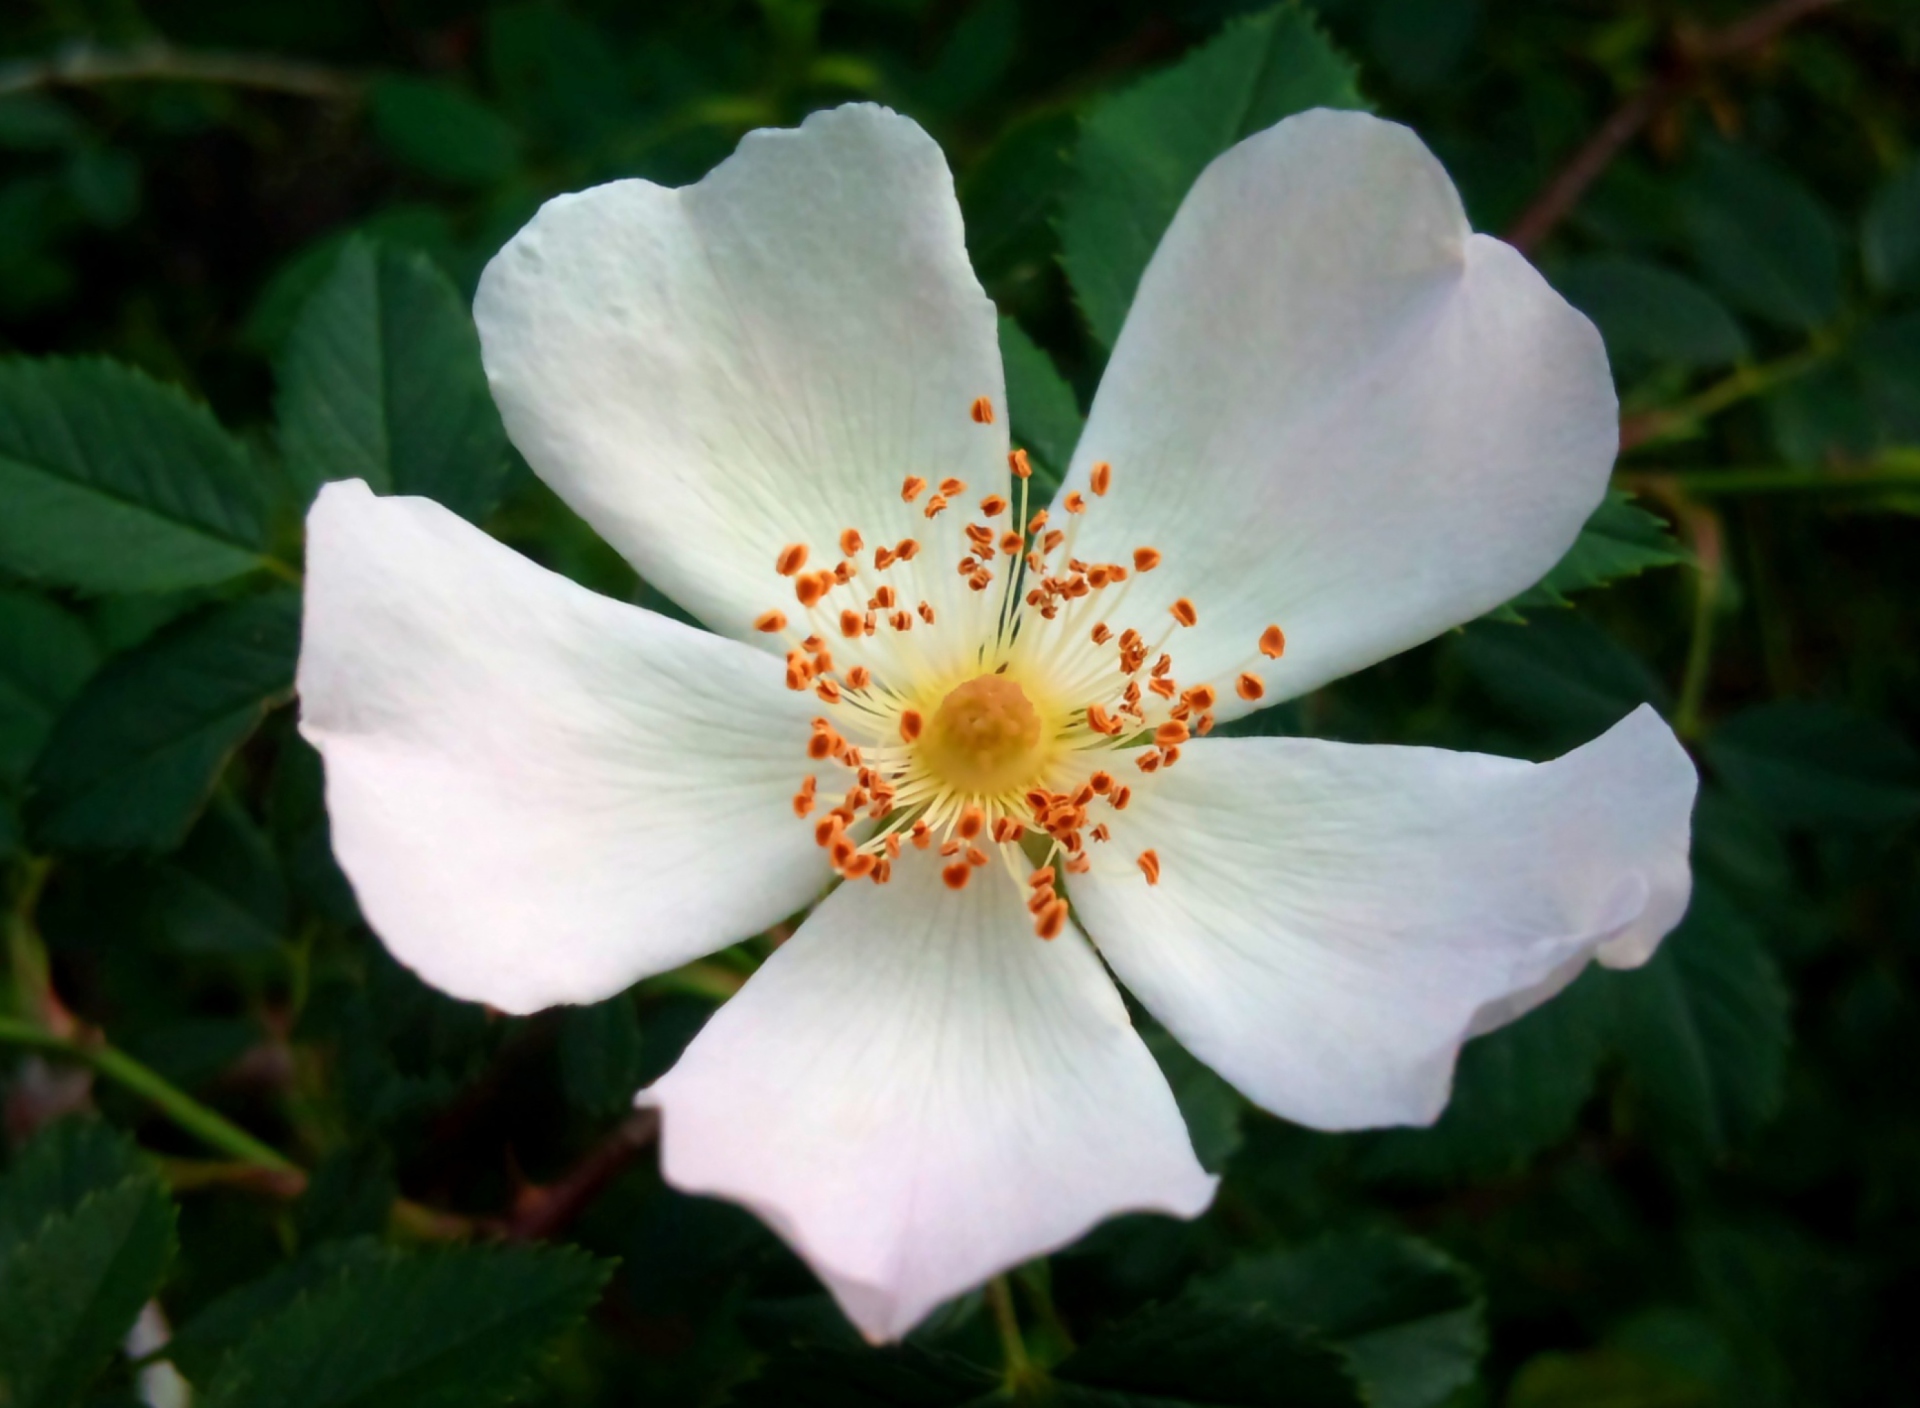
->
[1070,706,1696,1131]
[1059,109,1618,719]
[298,480,828,1013]
[642,849,1216,1342]
[475,103,1007,670]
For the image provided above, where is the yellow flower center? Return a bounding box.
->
[920,674,1046,795]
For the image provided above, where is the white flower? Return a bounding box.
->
[296,104,1697,1341]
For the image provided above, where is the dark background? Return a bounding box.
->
[2,1,1918,1405]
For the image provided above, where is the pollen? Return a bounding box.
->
[776,543,809,576]
[980,494,1008,517]
[1064,491,1087,514]
[943,862,972,890]
[1236,672,1266,701]
[1170,599,1198,627]
[971,396,995,424]
[1008,448,1031,478]
[1137,850,1161,885]
[902,476,927,503]
[840,528,864,555]
[1133,547,1162,572]
[754,610,787,633]
[1259,624,1287,659]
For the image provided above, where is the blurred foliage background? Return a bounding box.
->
[2,0,1918,1404]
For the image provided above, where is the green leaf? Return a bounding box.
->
[0,1119,151,1262]
[1681,143,1844,332]
[1194,1232,1485,1408]
[485,4,630,155]
[1604,882,1791,1156]
[1506,1349,1720,1408]
[200,1242,612,1408]
[1054,1294,1364,1407]
[28,591,300,852]
[167,1239,391,1387]
[1058,3,1365,348]
[0,358,277,594]
[961,112,1076,284]
[1704,701,1920,831]
[725,1344,1001,1407]
[1552,256,1750,370]
[557,994,646,1115]
[0,1123,176,1408]
[0,586,99,785]
[1498,491,1688,619]
[1862,161,1920,295]
[1144,1027,1245,1174]
[146,791,289,956]
[368,77,521,187]
[1360,969,1610,1183]
[1454,615,1668,744]
[997,317,1082,491]
[277,237,508,522]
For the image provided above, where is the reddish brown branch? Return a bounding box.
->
[506,1109,661,1241]
[1506,0,1845,253]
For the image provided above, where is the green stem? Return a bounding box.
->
[987,1275,1034,1389]
[1671,509,1725,741]
[0,1015,300,1172]
[1634,463,1920,497]
[1622,339,1838,450]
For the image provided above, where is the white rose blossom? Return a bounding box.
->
[297,103,1697,1341]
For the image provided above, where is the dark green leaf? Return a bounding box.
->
[1194,1232,1485,1408]
[368,77,521,187]
[167,1239,390,1387]
[1862,161,1920,295]
[1499,491,1688,618]
[200,1242,611,1408]
[0,1167,176,1408]
[485,4,630,154]
[28,592,300,852]
[147,791,289,956]
[0,95,83,151]
[1505,1349,1719,1408]
[557,994,646,1115]
[997,317,1082,491]
[1361,969,1610,1183]
[1552,256,1750,370]
[961,112,1076,283]
[725,1344,1001,1407]
[0,358,276,594]
[0,1119,151,1263]
[1055,1294,1363,1407]
[1455,615,1668,744]
[1144,1027,1244,1174]
[277,237,507,521]
[0,586,98,784]
[1365,0,1483,92]
[1605,882,1791,1155]
[1681,143,1844,332]
[1058,3,1365,348]
[1705,701,1920,831]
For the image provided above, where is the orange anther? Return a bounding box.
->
[830,834,857,868]
[884,834,902,859]
[1259,624,1287,659]
[923,494,948,519]
[1196,712,1215,735]
[834,559,856,584]
[795,575,825,608]
[874,546,896,570]
[1035,900,1069,940]
[843,852,877,880]
[1043,530,1065,553]
[966,846,989,868]
[840,528,864,555]
[807,734,833,760]
[1133,547,1162,572]
[918,601,936,624]
[1090,461,1112,496]
[1008,448,1030,479]
[1029,866,1056,889]
[938,477,967,498]
[958,805,985,840]
[792,791,814,818]
[838,609,862,639]
[900,709,924,743]
[1236,672,1266,701]
[815,817,841,847]
[897,538,920,560]
[1137,849,1160,885]
[754,610,788,633]
[901,475,927,503]
[1136,751,1162,773]
[1170,598,1198,627]
[911,819,932,849]
[874,585,896,608]
[1110,786,1131,810]
[776,543,809,576]
[1091,623,1112,646]
[1091,823,1110,843]
[1155,720,1190,746]
[1184,684,1217,710]
[943,862,972,890]
[1027,509,1049,534]
[1000,532,1024,556]
[971,396,995,424]
[1064,491,1086,514]
[890,610,913,632]
[816,678,842,703]
[980,494,1008,517]
[845,665,871,689]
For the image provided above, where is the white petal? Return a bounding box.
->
[641,851,1216,1342]
[1070,706,1696,1131]
[298,480,827,1013]
[1061,109,1617,718]
[474,103,1008,672]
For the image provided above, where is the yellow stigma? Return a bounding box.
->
[919,674,1045,794]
